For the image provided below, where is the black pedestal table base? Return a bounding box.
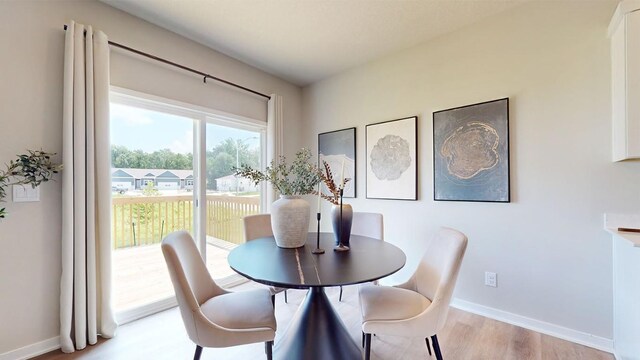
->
[275,287,361,360]
[228,234,406,360]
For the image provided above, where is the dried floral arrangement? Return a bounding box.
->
[317,160,351,205]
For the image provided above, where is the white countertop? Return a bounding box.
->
[605,228,640,247]
[604,213,640,247]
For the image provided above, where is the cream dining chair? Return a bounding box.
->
[243,214,288,304]
[338,212,384,301]
[161,231,276,360]
[359,227,468,360]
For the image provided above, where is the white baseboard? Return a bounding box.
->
[0,297,181,359]
[450,298,614,354]
[0,336,60,360]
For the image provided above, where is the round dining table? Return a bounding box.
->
[228,232,406,360]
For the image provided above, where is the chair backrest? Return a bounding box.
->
[414,227,468,330]
[161,231,225,338]
[243,214,273,242]
[351,212,384,241]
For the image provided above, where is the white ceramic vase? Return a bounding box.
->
[271,195,310,248]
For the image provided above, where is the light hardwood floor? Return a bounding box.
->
[36,283,613,360]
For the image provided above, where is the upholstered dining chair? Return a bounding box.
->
[359,227,468,360]
[338,212,384,301]
[161,231,276,360]
[243,214,288,304]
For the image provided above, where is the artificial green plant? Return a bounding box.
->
[0,150,62,218]
[233,148,322,196]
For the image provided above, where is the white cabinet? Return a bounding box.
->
[605,214,640,360]
[610,2,640,161]
[612,235,640,360]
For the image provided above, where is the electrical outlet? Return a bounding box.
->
[485,272,497,287]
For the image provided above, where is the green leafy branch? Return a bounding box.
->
[0,150,62,219]
[234,148,322,196]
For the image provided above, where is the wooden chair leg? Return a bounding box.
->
[431,335,443,360]
[339,286,344,301]
[425,337,432,356]
[265,340,273,360]
[364,333,372,360]
[284,290,288,303]
[194,345,203,360]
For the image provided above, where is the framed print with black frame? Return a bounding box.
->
[433,98,510,203]
[318,127,356,198]
[365,116,417,200]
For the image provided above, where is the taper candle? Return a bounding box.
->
[317,182,322,213]
[339,156,345,188]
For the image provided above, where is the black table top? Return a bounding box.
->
[228,233,406,289]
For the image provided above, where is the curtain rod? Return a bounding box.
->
[63,25,271,100]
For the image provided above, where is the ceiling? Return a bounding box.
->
[103,0,527,86]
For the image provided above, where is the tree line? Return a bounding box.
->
[112,145,193,170]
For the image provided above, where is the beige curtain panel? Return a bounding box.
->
[266,94,283,209]
[60,21,117,353]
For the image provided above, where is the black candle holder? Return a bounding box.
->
[312,212,325,254]
[334,188,350,252]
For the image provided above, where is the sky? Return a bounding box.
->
[110,103,260,154]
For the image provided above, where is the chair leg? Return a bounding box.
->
[364,333,372,360]
[265,340,273,360]
[339,286,343,301]
[431,335,443,360]
[284,290,288,303]
[193,345,203,360]
[425,337,432,356]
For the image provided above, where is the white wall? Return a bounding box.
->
[303,0,639,343]
[0,0,301,355]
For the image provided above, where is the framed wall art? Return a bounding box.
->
[366,116,417,200]
[433,98,510,202]
[318,127,356,198]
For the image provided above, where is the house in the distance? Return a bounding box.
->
[111,168,194,191]
[215,174,259,193]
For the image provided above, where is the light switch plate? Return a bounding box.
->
[13,185,40,202]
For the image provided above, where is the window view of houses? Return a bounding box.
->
[110,128,260,196]
[109,101,263,311]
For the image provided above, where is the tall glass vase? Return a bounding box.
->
[331,203,353,246]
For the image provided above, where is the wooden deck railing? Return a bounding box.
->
[112,194,260,249]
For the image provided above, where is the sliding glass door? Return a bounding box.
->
[110,101,195,315]
[110,89,265,320]
[203,123,263,283]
